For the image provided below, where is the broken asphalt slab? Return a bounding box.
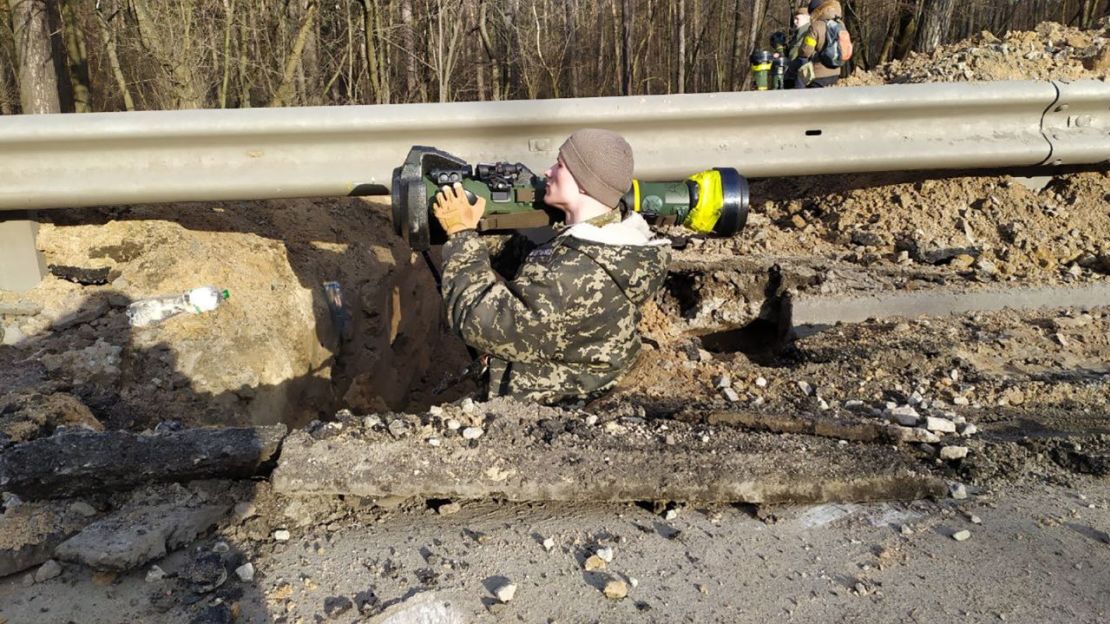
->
[272,400,945,504]
[0,425,286,499]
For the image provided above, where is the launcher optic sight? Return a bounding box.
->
[391,146,749,251]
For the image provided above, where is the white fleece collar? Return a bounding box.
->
[564,212,670,247]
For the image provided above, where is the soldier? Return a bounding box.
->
[432,129,671,404]
[785,6,812,88]
[793,0,850,89]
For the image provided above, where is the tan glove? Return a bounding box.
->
[798,61,815,86]
[433,183,485,236]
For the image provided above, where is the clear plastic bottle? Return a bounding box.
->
[127,286,230,327]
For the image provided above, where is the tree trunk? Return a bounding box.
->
[131,0,203,109]
[60,0,88,112]
[620,0,632,95]
[270,1,318,107]
[7,0,62,113]
[94,0,133,111]
[400,0,420,101]
[218,0,233,108]
[914,0,956,54]
[477,0,500,100]
[676,0,686,93]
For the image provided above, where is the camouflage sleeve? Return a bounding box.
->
[800,23,819,59]
[440,230,564,363]
[483,233,538,280]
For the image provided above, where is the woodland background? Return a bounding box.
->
[1,0,1107,115]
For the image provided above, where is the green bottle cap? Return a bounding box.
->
[221,289,230,300]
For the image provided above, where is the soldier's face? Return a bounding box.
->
[544,157,580,212]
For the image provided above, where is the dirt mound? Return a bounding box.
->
[844,22,1109,85]
[0,198,467,432]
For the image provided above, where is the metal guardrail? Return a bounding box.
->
[1,79,1107,291]
[0,80,1107,212]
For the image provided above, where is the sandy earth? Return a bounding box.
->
[1,21,1109,624]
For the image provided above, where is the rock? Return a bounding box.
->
[722,388,740,403]
[69,501,98,518]
[952,396,970,406]
[461,427,484,440]
[437,502,461,516]
[1,324,23,346]
[363,415,383,429]
[584,555,607,571]
[445,419,461,430]
[0,301,43,316]
[952,530,971,542]
[925,417,957,433]
[388,419,409,438]
[33,559,62,582]
[235,562,255,582]
[323,595,354,619]
[232,502,257,523]
[969,515,982,525]
[595,546,614,563]
[54,503,230,572]
[887,405,921,427]
[939,446,969,460]
[145,565,167,583]
[714,375,731,389]
[950,483,968,500]
[603,579,629,600]
[494,582,517,603]
[273,529,291,542]
[542,537,555,552]
[755,377,768,388]
[797,381,814,396]
[183,551,228,593]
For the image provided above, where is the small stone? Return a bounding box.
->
[437,502,461,515]
[428,405,445,417]
[755,376,768,388]
[494,582,517,603]
[542,537,555,551]
[950,483,969,500]
[953,396,970,406]
[459,398,477,414]
[235,562,255,582]
[445,418,461,430]
[461,427,484,440]
[940,446,969,460]
[144,565,168,583]
[630,577,639,588]
[585,415,598,426]
[427,437,441,447]
[596,547,614,563]
[925,416,957,433]
[969,515,982,525]
[584,555,607,571]
[722,388,740,403]
[388,419,409,437]
[952,530,971,542]
[714,374,731,389]
[603,579,629,600]
[232,502,257,522]
[273,530,291,542]
[797,381,813,396]
[363,415,382,428]
[888,405,921,426]
[323,595,354,619]
[34,560,62,583]
[900,525,914,536]
[69,501,98,517]
[663,508,679,521]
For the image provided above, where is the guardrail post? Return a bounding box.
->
[0,212,47,292]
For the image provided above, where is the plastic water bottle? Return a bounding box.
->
[127,286,230,327]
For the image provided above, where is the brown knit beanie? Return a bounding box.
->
[558,129,634,208]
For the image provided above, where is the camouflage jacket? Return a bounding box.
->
[440,211,671,404]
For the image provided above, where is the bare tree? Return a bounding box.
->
[7,0,62,113]
[915,0,957,53]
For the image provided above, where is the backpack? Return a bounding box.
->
[818,18,854,68]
